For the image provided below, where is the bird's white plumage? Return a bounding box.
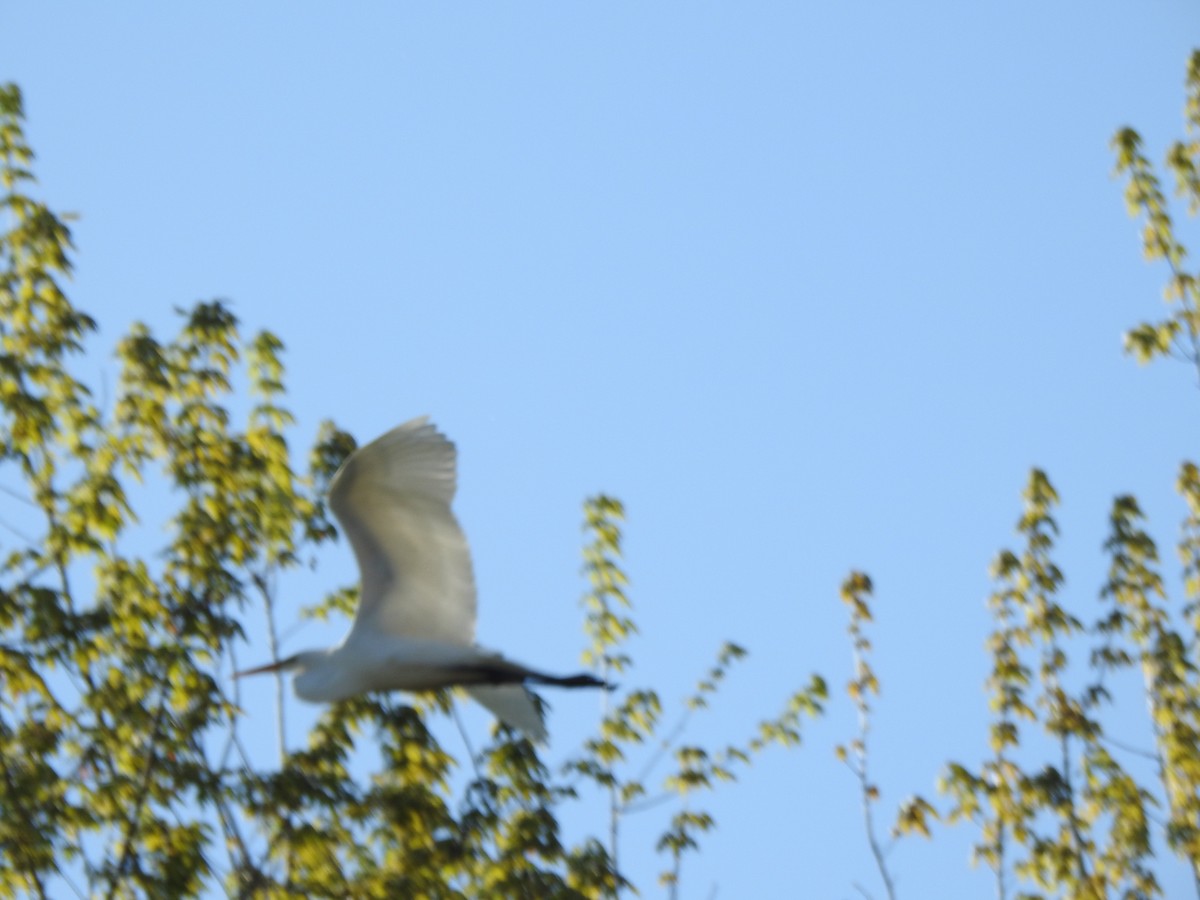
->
[329,417,477,647]
[236,416,604,744]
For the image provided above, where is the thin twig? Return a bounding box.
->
[252,572,288,763]
[106,686,171,900]
[451,701,482,781]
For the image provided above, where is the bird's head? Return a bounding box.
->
[235,649,349,702]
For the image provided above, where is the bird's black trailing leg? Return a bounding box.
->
[528,671,611,690]
[456,662,611,690]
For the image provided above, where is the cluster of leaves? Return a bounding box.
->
[837,50,1200,900]
[0,83,825,899]
[1112,51,1200,376]
[565,495,827,896]
[931,473,1171,897]
[831,573,893,900]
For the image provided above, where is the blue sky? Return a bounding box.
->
[9,3,1200,896]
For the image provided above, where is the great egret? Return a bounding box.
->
[236,416,605,742]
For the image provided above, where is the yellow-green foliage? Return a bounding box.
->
[6,45,1200,897]
[0,83,823,899]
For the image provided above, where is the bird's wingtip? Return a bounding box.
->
[465,684,547,744]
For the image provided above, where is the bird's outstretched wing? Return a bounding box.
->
[329,417,477,645]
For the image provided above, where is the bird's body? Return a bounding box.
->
[236,417,604,742]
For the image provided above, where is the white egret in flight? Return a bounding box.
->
[236,417,605,742]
